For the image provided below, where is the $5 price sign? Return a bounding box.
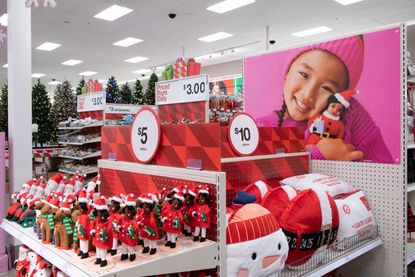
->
[228,113,259,156]
[131,107,161,163]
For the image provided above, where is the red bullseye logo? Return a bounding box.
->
[343,204,351,214]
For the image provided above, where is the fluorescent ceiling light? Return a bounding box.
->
[125,56,149,63]
[2,64,7,68]
[36,42,61,51]
[334,0,363,5]
[127,79,135,82]
[132,69,151,74]
[0,13,7,26]
[113,37,143,47]
[32,73,45,78]
[94,5,133,21]
[207,0,255,14]
[48,81,61,85]
[62,59,83,66]
[98,79,107,83]
[198,32,233,42]
[291,26,333,37]
[79,71,97,76]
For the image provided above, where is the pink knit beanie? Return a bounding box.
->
[285,35,364,90]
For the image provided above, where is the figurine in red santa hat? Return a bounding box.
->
[193,185,211,242]
[90,197,112,267]
[119,194,138,261]
[63,178,76,197]
[162,191,184,248]
[139,194,159,255]
[108,193,123,256]
[33,260,51,277]
[15,245,30,277]
[33,180,47,200]
[86,174,100,200]
[74,174,86,193]
[45,173,65,195]
[75,190,91,259]
[55,176,67,194]
[182,185,197,237]
[12,193,30,222]
[10,178,35,204]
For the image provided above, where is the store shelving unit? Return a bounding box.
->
[58,166,98,175]
[59,151,102,160]
[58,121,103,130]
[58,136,101,146]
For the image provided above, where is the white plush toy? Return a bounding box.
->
[226,204,289,277]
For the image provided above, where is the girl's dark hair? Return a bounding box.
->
[144,202,155,211]
[199,192,211,204]
[321,94,346,118]
[126,205,137,217]
[92,208,98,217]
[111,200,120,211]
[99,209,109,220]
[278,99,287,127]
[79,202,88,212]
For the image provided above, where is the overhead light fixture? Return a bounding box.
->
[125,56,149,63]
[48,81,61,85]
[94,5,133,21]
[207,0,255,14]
[2,64,7,68]
[0,13,7,26]
[291,26,333,37]
[127,79,136,82]
[132,69,151,74]
[36,42,61,51]
[198,32,233,42]
[62,59,83,66]
[334,0,363,5]
[98,79,107,83]
[32,73,45,78]
[79,71,97,76]
[113,37,143,47]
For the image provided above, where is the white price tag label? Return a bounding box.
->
[131,107,161,163]
[228,113,259,156]
[77,91,105,112]
[156,74,208,105]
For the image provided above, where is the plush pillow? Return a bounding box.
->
[243,181,271,204]
[261,185,297,221]
[280,173,353,197]
[334,190,376,250]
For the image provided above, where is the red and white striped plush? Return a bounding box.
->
[243,180,271,204]
[261,185,297,221]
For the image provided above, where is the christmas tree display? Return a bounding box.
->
[0,84,8,137]
[132,79,145,105]
[105,76,119,103]
[145,73,158,105]
[76,77,86,96]
[119,82,132,104]
[32,79,52,145]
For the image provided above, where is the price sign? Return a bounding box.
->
[131,107,161,163]
[228,113,259,156]
[156,74,208,105]
[77,91,105,112]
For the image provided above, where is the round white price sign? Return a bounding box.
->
[131,107,161,163]
[228,113,259,156]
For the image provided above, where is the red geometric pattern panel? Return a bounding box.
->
[158,101,207,123]
[222,155,309,206]
[221,126,305,158]
[100,167,218,241]
[79,110,103,120]
[101,124,221,171]
[105,113,126,120]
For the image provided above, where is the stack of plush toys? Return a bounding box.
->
[7,173,212,270]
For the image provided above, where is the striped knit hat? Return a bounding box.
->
[226,203,281,245]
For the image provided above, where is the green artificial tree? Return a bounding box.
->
[0,84,8,138]
[132,79,145,105]
[119,82,133,104]
[32,79,52,146]
[145,73,158,105]
[76,77,86,96]
[105,76,119,103]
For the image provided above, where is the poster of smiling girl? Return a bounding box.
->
[244,27,402,164]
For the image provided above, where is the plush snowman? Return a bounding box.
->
[226,203,289,277]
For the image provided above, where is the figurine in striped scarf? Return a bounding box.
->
[54,200,74,250]
[40,197,59,244]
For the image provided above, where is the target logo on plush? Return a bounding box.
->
[343,204,351,215]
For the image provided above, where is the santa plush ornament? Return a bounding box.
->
[193,185,211,242]
[45,173,64,195]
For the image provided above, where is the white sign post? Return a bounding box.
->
[131,107,161,163]
[77,91,105,112]
[156,74,208,105]
[228,113,259,156]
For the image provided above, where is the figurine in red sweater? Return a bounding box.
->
[119,196,138,262]
[162,191,184,248]
[139,194,159,255]
[76,191,91,259]
[193,185,211,242]
[90,197,111,267]
[108,194,123,256]
[183,185,197,237]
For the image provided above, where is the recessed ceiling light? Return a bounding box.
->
[291,26,333,37]
[334,0,363,5]
[0,14,8,26]
[36,42,61,51]
[79,71,97,76]
[207,0,255,14]
[32,73,45,78]
[48,81,61,85]
[113,37,143,47]
[62,59,83,66]
[94,5,133,21]
[132,69,151,74]
[2,64,7,68]
[125,56,149,63]
[198,32,233,42]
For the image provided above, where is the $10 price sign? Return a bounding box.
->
[131,107,161,163]
[228,113,259,156]
[156,74,208,105]
[77,91,105,112]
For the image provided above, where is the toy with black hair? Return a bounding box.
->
[108,197,122,256]
[91,198,112,268]
[193,186,211,243]
[162,192,184,249]
[76,202,91,259]
[183,187,197,237]
[140,198,159,255]
[119,204,139,261]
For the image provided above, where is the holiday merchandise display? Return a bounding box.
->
[58,133,100,144]
[119,195,139,261]
[162,191,184,248]
[91,197,112,267]
[53,200,75,250]
[59,147,100,158]
[57,117,100,128]
[108,194,122,256]
[139,194,159,255]
[192,185,211,242]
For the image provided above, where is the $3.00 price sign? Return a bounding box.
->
[131,107,161,163]
[77,91,105,112]
[228,113,259,156]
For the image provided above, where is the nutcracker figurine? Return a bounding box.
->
[162,191,184,248]
[139,194,159,255]
[193,185,211,242]
[119,194,138,261]
[183,186,197,236]
[76,191,91,259]
[91,197,111,267]
[108,194,123,256]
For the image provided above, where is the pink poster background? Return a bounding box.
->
[244,27,401,164]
